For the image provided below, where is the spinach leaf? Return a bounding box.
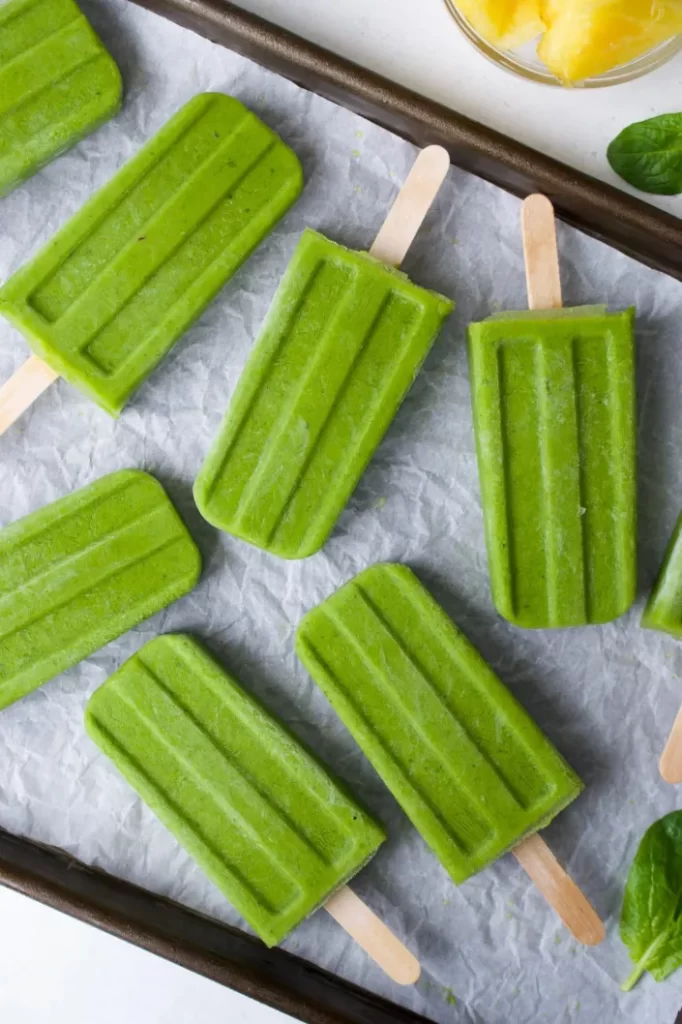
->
[621,810,682,991]
[607,113,682,195]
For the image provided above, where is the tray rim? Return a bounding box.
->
[127,0,682,283]
[0,826,435,1024]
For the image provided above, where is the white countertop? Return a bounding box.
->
[0,886,294,1024]
[233,0,682,218]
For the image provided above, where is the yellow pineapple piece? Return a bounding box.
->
[455,0,545,49]
[538,0,682,82]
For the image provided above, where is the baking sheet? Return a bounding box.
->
[1,1,682,1021]
[129,0,682,287]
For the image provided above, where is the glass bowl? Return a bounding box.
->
[444,0,682,87]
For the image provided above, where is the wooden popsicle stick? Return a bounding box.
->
[513,835,605,946]
[324,885,420,985]
[369,145,451,268]
[516,195,604,946]
[521,194,563,311]
[660,704,682,783]
[0,147,450,438]
[324,154,451,984]
[0,354,59,437]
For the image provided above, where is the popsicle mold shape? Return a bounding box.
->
[194,228,453,558]
[468,306,637,628]
[296,563,583,884]
[0,470,200,710]
[0,92,303,418]
[643,511,682,639]
[86,635,386,948]
[0,0,122,196]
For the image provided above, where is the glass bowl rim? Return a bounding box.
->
[443,1,682,87]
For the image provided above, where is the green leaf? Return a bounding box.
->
[620,811,682,991]
[607,113,682,196]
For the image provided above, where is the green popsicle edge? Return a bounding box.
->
[0,0,122,197]
[0,469,201,710]
[193,228,454,558]
[0,93,303,416]
[296,562,583,885]
[468,307,637,629]
[642,511,682,638]
[484,305,608,322]
[85,634,385,946]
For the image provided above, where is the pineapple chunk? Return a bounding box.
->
[539,0,682,82]
[455,0,545,49]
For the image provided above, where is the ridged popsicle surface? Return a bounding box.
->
[468,309,636,628]
[296,564,582,884]
[0,0,122,195]
[643,511,682,638]
[86,635,385,946]
[0,93,303,414]
[0,470,200,709]
[194,229,454,558]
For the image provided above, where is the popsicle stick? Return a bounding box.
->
[517,197,604,945]
[321,153,445,984]
[521,194,563,310]
[660,704,682,783]
[0,147,450,438]
[324,885,420,985]
[0,354,59,437]
[513,835,605,946]
[322,155,446,982]
[369,145,451,268]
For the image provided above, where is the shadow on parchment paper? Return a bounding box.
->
[78,0,143,89]
[197,628,403,821]
[407,562,599,779]
[151,468,223,571]
[199,629,483,999]
[238,91,318,188]
[636,316,680,600]
[405,562,613,922]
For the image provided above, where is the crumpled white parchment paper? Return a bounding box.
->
[1,2,682,1021]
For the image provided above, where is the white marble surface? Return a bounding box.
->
[233,0,682,217]
[0,886,293,1023]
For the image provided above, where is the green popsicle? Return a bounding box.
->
[0,0,122,196]
[650,517,682,785]
[194,228,453,558]
[86,634,386,948]
[0,470,200,710]
[0,92,303,420]
[296,563,583,884]
[468,306,636,629]
[643,512,682,638]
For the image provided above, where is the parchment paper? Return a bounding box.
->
[1,2,682,1021]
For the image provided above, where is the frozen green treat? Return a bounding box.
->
[0,93,303,415]
[296,563,583,884]
[643,512,682,638]
[0,0,122,196]
[86,634,385,947]
[468,307,636,629]
[194,228,453,558]
[0,470,200,710]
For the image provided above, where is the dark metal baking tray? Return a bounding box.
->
[0,827,434,1024]
[127,0,682,283]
